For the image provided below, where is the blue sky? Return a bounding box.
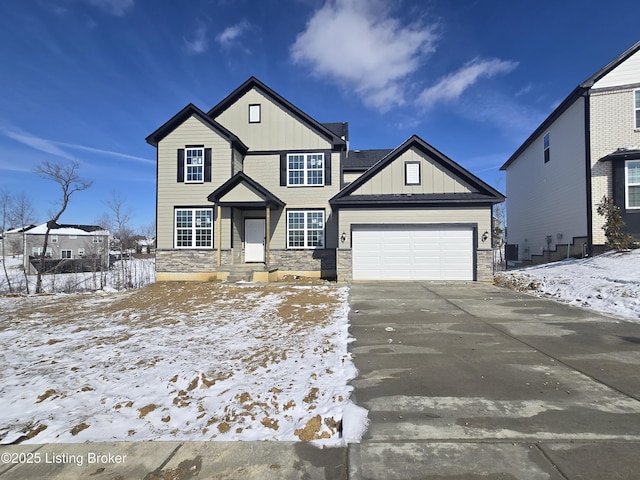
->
[1,0,638,231]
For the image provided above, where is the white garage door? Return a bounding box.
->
[352,225,474,280]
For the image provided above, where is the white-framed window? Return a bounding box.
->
[78,248,85,257]
[185,147,204,183]
[50,235,58,243]
[635,89,640,129]
[287,210,325,248]
[405,161,421,185]
[32,247,52,257]
[249,104,261,123]
[175,208,213,248]
[287,153,324,186]
[543,133,550,163]
[626,160,640,209]
[93,236,103,243]
[61,249,72,259]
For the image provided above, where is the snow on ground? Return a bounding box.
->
[0,256,156,293]
[495,249,640,322]
[0,282,368,446]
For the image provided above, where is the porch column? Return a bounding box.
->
[265,205,271,267]
[216,204,222,267]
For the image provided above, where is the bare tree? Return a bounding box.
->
[0,190,13,293]
[34,160,93,293]
[9,192,36,293]
[106,191,133,288]
[141,221,156,254]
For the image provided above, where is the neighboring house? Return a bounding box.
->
[23,222,110,273]
[501,41,640,263]
[146,77,504,282]
[1,226,35,257]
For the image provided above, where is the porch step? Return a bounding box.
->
[223,264,278,282]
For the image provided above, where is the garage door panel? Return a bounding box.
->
[352,226,473,281]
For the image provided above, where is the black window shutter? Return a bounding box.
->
[280,153,287,186]
[204,148,212,182]
[177,149,185,182]
[324,151,331,186]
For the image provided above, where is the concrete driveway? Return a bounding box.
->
[348,282,640,480]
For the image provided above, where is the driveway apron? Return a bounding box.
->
[347,282,640,480]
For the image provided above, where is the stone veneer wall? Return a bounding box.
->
[336,249,353,282]
[156,249,231,273]
[269,249,336,278]
[476,249,494,282]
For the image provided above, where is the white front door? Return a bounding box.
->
[245,219,265,262]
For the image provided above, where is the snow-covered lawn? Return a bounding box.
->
[0,282,367,446]
[495,249,640,321]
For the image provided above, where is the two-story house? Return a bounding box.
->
[501,41,640,263]
[146,77,504,282]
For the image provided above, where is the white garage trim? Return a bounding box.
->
[352,224,475,281]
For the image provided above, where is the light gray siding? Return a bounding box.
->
[156,115,233,249]
[337,207,491,248]
[592,50,640,89]
[505,98,588,259]
[214,88,333,151]
[353,147,475,195]
[243,152,341,249]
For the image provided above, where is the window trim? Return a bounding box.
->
[543,133,550,164]
[50,235,58,243]
[286,153,324,187]
[249,104,261,123]
[78,248,85,257]
[286,210,325,249]
[634,89,640,130]
[625,159,640,209]
[60,249,73,259]
[185,147,205,184]
[404,161,421,185]
[174,207,214,249]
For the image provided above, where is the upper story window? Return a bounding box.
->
[61,249,73,259]
[287,153,324,186]
[175,208,213,248]
[185,148,204,183]
[543,133,550,163]
[50,235,58,243]
[626,160,640,209]
[634,89,640,129]
[249,104,261,123]
[405,161,421,185]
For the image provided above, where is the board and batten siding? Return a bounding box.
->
[214,88,333,152]
[337,207,491,248]
[352,147,474,195]
[505,98,588,259]
[156,115,234,250]
[243,152,342,249]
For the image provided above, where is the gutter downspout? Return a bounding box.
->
[584,90,593,257]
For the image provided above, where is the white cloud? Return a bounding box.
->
[82,0,134,16]
[417,57,518,110]
[291,0,438,111]
[216,20,249,48]
[185,24,208,54]
[2,129,153,164]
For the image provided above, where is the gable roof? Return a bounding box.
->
[207,76,347,150]
[28,222,109,235]
[501,40,640,171]
[343,149,393,170]
[331,135,505,207]
[207,172,285,208]
[145,103,248,153]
